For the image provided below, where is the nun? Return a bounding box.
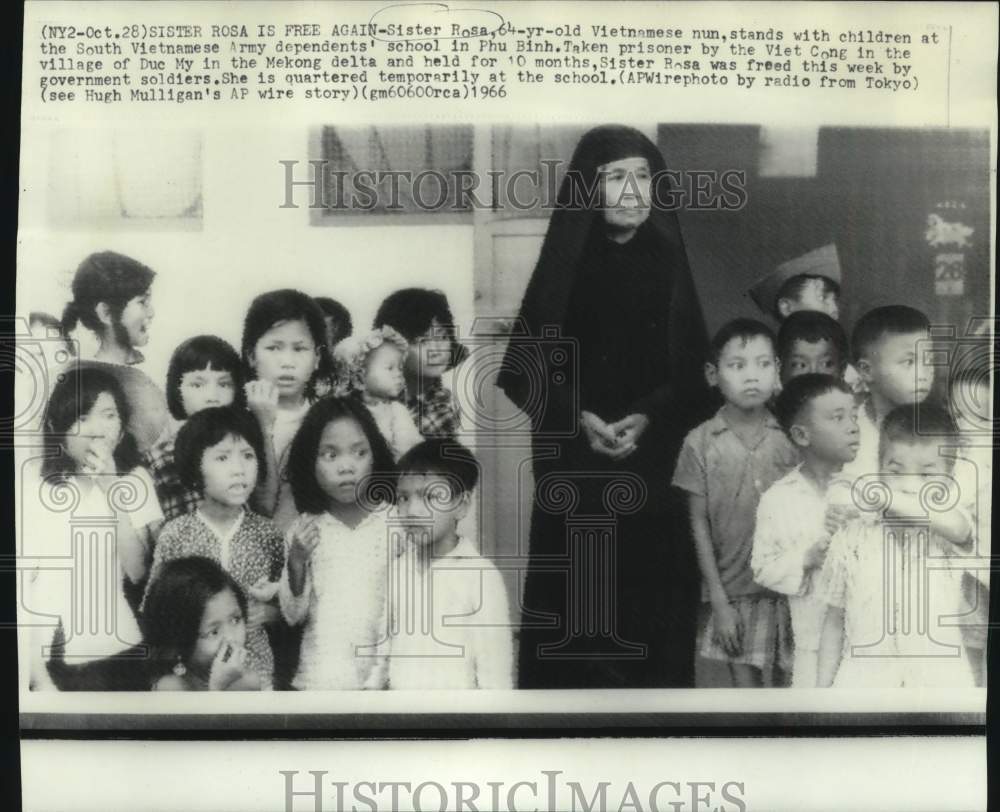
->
[498,125,711,688]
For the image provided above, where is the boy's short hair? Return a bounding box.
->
[774,373,853,438]
[174,406,267,493]
[165,335,246,420]
[777,311,848,371]
[775,275,840,320]
[851,305,930,364]
[879,403,958,466]
[709,318,776,364]
[396,439,480,498]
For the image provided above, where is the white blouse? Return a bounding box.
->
[19,467,162,666]
[278,508,394,690]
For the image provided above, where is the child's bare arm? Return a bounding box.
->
[816,605,845,687]
[689,494,742,656]
[885,491,972,547]
[246,381,281,516]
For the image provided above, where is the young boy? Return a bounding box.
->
[777,311,848,384]
[815,405,975,688]
[749,244,841,323]
[749,244,865,393]
[753,374,859,687]
[672,319,799,687]
[365,440,513,689]
[845,305,934,481]
[948,364,992,686]
[373,288,468,438]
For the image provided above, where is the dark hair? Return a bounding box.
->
[41,366,142,480]
[777,311,848,373]
[774,274,840,321]
[165,336,246,420]
[774,373,853,438]
[60,252,155,337]
[851,305,930,364]
[141,556,248,683]
[287,396,396,514]
[314,297,353,344]
[397,439,480,498]
[879,403,958,467]
[373,288,466,368]
[708,318,776,364]
[240,289,329,390]
[174,406,267,493]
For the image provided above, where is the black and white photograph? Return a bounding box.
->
[7,1,995,810]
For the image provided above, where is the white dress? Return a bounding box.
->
[278,508,394,690]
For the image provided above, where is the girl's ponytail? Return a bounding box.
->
[60,300,80,337]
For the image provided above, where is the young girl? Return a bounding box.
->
[60,251,168,452]
[142,557,261,691]
[21,366,163,690]
[374,288,467,438]
[143,407,284,689]
[333,326,423,460]
[278,397,396,690]
[242,289,328,535]
[145,335,246,522]
[60,251,156,367]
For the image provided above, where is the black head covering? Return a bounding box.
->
[498,125,709,431]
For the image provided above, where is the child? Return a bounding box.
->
[672,319,799,687]
[278,397,397,690]
[333,326,423,460]
[144,335,246,522]
[312,296,354,397]
[144,406,284,688]
[749,244,864,393]
[365,440,513,690]
[142,557,261,691]
[21,366,162,690]
[753,374,859,687]
[749,245,841,323]
[242,289,327,534]
[816,405,975,688]
[59,252,169,452]
[948,364,992,686]
[776,311,848,384]
[374,288,467,438]
[844,305,934,481]
[60,251,156,367]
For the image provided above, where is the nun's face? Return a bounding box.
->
[597,156,651,239]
